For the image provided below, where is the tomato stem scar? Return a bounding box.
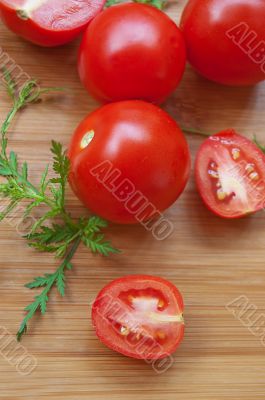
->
[182,126,210,137]
[81,130,95,149]
[17,0,48,19]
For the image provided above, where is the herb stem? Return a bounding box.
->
[17,236,82,341]
[65,229,83,247]
[181,126,211,137]
[64,236,82,263]
[1,105,19,157]
[60,208,78,230]
[1,105,18,134]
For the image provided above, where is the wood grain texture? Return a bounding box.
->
[1,1,265,398]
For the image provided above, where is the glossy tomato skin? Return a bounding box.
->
[0,0,105,47]
[195,129,265,218]
[92,275,185,360]
[180,0,265,85]
[78,3,186,103]
[68,101,190,224]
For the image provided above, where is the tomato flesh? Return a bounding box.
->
[0,0,105,46]
[180,0,265,85]
[195,130,265,218]
[78,3,186,103]
[92,275,185,360]
[68,100,190,224]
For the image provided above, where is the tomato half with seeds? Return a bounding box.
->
[0,0,105,47]
[92,275,185,360]
[195,130,265,218]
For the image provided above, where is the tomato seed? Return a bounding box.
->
[208,169,219,179]
[249,172,259,181]
[217,189,227,201]
[210,161,217,169]
[120,326,130,336]
[156,331,166,340]
[231,148,240,160]
[157,299,165,309]
[245,163,255,174]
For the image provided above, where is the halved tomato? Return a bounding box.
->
[92,275,185,360]
[0,0,105,47]
[195,129,265,218]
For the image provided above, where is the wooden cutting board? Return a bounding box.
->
[1,1,265,399]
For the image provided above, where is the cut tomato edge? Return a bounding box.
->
[0,0,106,33]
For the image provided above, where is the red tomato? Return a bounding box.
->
[195,130,265,218]
[68,101,190,224]
[180,0,265,85]
[0,0,105,47]
[92,275,185,360]
[78,3,186,103]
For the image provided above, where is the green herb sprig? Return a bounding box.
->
[0,70,119,341]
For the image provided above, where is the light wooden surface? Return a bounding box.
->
[1,1,265,399]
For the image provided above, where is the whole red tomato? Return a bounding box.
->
[92,275,185,360]
[180,0,265,85]
[78,3,186,103]
[195,130,265,218]
[68,101,190,224]
[0,0,105,47]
